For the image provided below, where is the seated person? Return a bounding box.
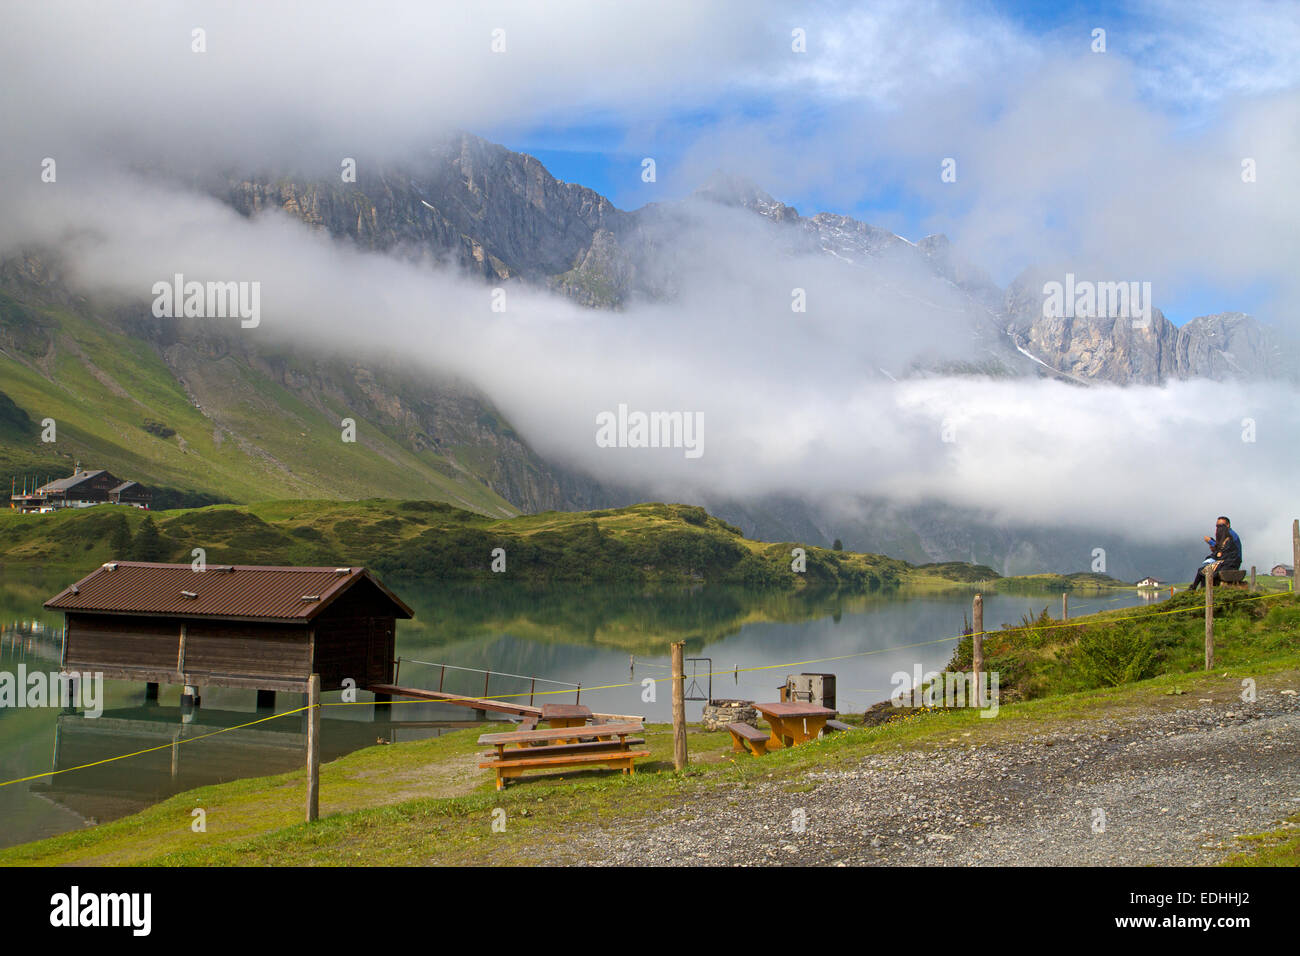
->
[1189,516,1242,589]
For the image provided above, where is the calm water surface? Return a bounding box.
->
[0,569,1167,848]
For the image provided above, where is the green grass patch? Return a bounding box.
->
[1221,813,1300,867]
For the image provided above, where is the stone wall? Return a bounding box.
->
[701,698,759,731]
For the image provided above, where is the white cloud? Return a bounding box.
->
[1128,0,1300,108]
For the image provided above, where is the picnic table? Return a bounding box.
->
[477,720,649,790]
[539,703,594,744]
[540,703,591,724]
[753,701,836,749]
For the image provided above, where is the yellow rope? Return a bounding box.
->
[0,705,311,788]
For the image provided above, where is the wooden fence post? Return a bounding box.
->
[1204,572,1214,671]
[1062,592,1068,621]
[1293,519,1299,592]
[671,641,687,771]
[306,673,320,822]
[972,593,984,707]
[1250,566,1256,592]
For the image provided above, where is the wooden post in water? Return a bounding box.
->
[306,673,320,822]
[671,641,687,771]
[1204,572,1214,671]
[1062,592,1069,621]
[971,593,984,707]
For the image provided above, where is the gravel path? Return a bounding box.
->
[555,688,1300,866]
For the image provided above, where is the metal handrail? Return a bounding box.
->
[399,658,579,687]
[392,657,582,706]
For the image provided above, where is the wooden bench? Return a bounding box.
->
[1218,569,1247,586]
[477,722,649,790]
[479,739,645,760]
[726,722,769,756]
[823,719,851,734]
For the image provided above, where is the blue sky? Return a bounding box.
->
[485,0,1297,325]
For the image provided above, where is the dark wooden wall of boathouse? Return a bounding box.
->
[305,579,399,690]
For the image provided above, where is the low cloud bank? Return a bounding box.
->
[4,173,1296,563]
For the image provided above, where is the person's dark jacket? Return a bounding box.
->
[1216,528,1242,569]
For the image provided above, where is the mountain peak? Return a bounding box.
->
[917,234,950,254]
[692,171,799,223]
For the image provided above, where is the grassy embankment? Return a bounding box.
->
[946,585,1300,703]
[904,561,1133,593]
[2,589,1295,866]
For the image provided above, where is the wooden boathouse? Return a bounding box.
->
[44,562,413,703]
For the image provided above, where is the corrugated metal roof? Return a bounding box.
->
[38,470,108,493]
[44,562,414,622]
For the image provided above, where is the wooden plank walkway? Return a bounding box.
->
[367,684,644,725]
[366,684,541,718]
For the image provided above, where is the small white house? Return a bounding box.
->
[1136,576,1161,588]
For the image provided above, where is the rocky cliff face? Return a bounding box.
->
[1174,312,1294,380]
[1003,270,1293,385]
[225,134,634,304]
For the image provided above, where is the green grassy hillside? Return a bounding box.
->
[0,283,522,516]
[0,499,908,590]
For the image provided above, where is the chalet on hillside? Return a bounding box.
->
[45,562,414,697]
[1272,565,1294,577]
[9,464,151,512]
[108,480,151,507]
